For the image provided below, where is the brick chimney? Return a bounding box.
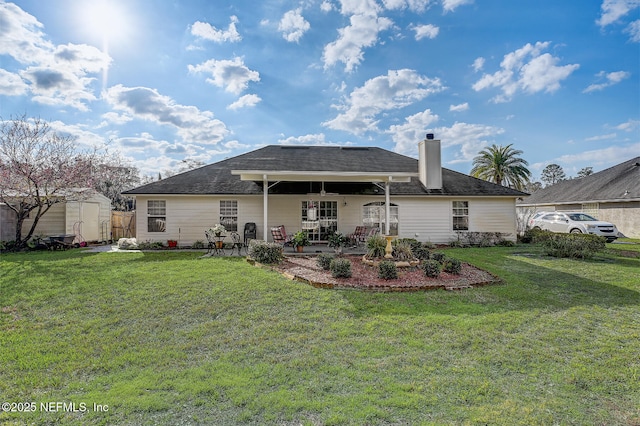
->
[418,133,442,190]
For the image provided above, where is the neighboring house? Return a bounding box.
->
[518,157,640,238]
[123,137,526,246]
[0,191,112,243]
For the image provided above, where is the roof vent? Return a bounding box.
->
[426,133,434,140]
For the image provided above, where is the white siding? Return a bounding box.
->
[22,203,66,236]
[134,194,519,245]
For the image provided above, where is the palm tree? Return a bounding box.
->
[470,144,531,191]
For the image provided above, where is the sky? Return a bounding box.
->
[1,0,638,182]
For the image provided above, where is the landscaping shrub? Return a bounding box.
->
[191,240,205,249]
[451,231,512,247]
[248,240,283,264]
[330,258,352,278]
[316,253,334,270]
[431,252,446,264]
[392,240,414,261]
[377,260,398,280]
[366,234,387,259]
[422,259,442,278]
[413,243,431,260]
[137,240,162,249]
[443,257,462,274]
[538,233,606,259]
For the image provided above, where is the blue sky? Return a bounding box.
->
[1,0,638,181]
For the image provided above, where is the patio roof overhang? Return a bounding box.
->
[231,170,414,240]
[230,170,416,183]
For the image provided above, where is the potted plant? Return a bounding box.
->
[209,224,226,237]
[291,231,310,253]
[167,239,178,248]
[328,231,347,254]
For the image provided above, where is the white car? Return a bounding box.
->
[531,212,619,242]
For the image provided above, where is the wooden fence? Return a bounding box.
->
[111,211,136,240]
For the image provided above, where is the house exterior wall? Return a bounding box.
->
[134,194,518,246]
[1,204,17,241]
[65,194,112,242]
[22,202,66,236]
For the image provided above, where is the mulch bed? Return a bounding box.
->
[268,255,501,292]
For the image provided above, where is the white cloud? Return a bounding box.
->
[449,102,469,112]
[472,57,485,72]
[585,133,617,141]
[597,0,639,27]
[188,57,260,95]
[387,109,439,154]
[615,119,640,132]
[323,69,445,134]
[278,133,344,146]
[626,19,640,42]
[191,16,241,43]
[583,70,631,93]
[320,1,335,12]
[532,143,640,171]
[473,42,579,102]
[442,0,474,13]
[322,12,393,72]
[412,24,439,40]
[227,94,262,110]
[0,3,111,110]
[382,0,433,13]
[104,85,229,145]
[0,69,28,96]
[101,111,133,125]
[432,122,505,164]
[278,8,310,43]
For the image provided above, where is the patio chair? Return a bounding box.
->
[204,230,216,254]
[348,226,369,247]
[244,222,257,245]
[228,232,244,256]
[270,225,292,246]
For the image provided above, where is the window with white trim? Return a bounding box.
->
[220,200,238,232]
[362,202,398,235]
[147,200,166,232]
[452,201,469,231]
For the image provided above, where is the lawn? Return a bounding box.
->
[0,245,638,425]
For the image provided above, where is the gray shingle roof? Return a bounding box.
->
[124,145,526,197]
[520,157,640,205]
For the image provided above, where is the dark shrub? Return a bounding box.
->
[443,257,462,274]
[316,253,334,270]
[248,240,283,264]
[422,259,442,278]
[392,240,414,261]
[366,235,387,259]
[538,233,606,259]
[330,258,352,278]
[413,244,431,260]
[431,252,447,264]
[378,260,398,280]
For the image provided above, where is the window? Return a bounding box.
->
[147,200,166,232]
[302,200,337,242]
[363,202,398,235]
[220,200,238,232]
[452,201,469,231]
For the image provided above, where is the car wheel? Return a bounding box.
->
[533,226,541,231]
[570,228,582,234]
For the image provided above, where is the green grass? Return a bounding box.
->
[1,247,639,425]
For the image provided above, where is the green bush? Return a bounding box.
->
[366,234,387,259]
[431,252,446,264]
[191,240,205,249]
[422,259,442,278]
[392,240,414,261]
[413,243,431,260]
[443,257,462,274]
[248,240,283,264]
[316,253,334,270]
[330,258,352,278]
[377,260,398,280]
[538,233,606,259]
[137,240,164,249]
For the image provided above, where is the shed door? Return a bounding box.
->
[81,202,100,242]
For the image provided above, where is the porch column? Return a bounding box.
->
[263,176,268,242]
[385,179,391,235]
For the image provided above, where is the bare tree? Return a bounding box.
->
[92,155,140,211]
[0,115,98,248]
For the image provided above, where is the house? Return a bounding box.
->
[518,157,640,238]
[123,136,526,246]
[0,191,112,243]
